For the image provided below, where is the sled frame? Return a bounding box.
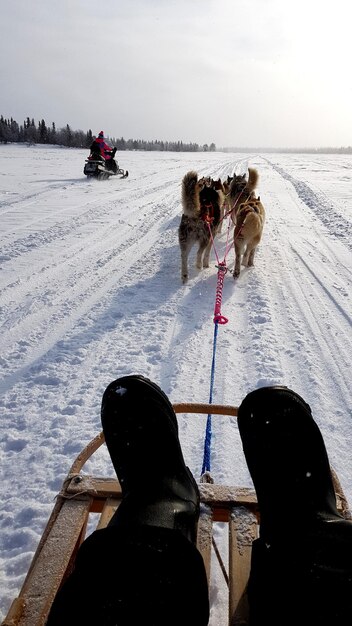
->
[2,402,351,626]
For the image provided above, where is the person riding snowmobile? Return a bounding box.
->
[89,131,117,172]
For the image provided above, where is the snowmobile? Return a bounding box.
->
[2,401,351,626]
[83,146,128,180]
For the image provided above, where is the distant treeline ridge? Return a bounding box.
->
[1,115,351,154]
[222,146,352,154]
[0,115,216,152]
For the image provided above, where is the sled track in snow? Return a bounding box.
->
[266,159,352,251]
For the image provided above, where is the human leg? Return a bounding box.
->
[47,524,208,626]
[238,386,352,625]
[47,375,209,626]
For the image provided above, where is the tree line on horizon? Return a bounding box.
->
[1,115,350,154]
[0,115,216,152]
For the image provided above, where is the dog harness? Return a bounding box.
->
[200,201,215,223]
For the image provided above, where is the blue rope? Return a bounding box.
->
[201,321,219,475]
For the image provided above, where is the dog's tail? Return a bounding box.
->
[182,170,201,216]
[245,168,259,194]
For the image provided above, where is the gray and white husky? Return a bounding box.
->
[178,171,221,284]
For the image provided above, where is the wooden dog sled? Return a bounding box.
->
[2,403,351,626]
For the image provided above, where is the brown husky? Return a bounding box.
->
[226,168,259,226]
[210,178,226,232]
[178,171,221,284]
[233,195,265,278]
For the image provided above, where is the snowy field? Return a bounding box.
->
[0,144,351,623]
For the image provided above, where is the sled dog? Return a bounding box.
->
[226,168,259,226]
[233,195,265,278]
[210,178,226,232]
[178,171,221,284]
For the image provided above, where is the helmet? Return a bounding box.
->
[98,131,104,138]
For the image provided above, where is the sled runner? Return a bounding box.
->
[2,402,351,626]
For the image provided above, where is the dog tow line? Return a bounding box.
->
[200,191,252,478]
[200,219,232,479]
[200,187,259,477]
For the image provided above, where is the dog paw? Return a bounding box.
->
[182,275,188,284]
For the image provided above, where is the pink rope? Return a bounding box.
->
[207,221,221,265]
[219,190,245,226]
[213,262,228,324]
[207,211,233,265]
[205,219,232,324]
[223,211,234,260]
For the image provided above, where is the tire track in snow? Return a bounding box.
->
[266,159,352,250]
[0,191,182,389]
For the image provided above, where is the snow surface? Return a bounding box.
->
[0,144,351,623]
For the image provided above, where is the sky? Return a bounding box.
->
[0,144,351,624]
[1,0,352,149]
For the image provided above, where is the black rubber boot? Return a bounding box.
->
[238,386,352,625]
[47,376,209,626]
[101,375,200,543]
[238,386,341,539]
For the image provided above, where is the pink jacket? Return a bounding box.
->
[95,136,113,159]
